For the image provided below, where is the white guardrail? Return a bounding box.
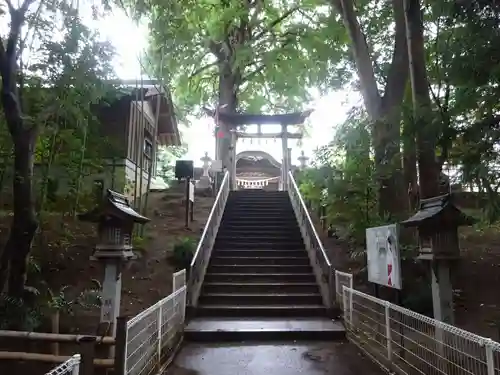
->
[45,354,81,375]
[335,269,500,375]
[123,269,187,375]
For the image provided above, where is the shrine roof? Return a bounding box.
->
[203,107,313,126]
[78,189,150,224]
[401,194,474,228]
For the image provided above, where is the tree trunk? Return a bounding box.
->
[404,0,440,199]
[0,0,38,298]
[217,62,239,171]
[333,0,409,219]
[402,85,418,211]
[0,126,38,297]
[372,106,407,218]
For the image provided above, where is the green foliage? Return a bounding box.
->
[299,108,384,244]
[46,285,101,315]
[157,145,188,185]
[171,236,197,270]
[0,293,43,330]
[124,0,349,115]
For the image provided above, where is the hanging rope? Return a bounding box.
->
[236,176,281,189]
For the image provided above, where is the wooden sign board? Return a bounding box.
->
[210,160,223,172]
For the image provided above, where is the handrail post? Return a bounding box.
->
[71,354,81,375]
[385,303,392,362]
[157,302,163,368]
[486,339,495,375]
[328,265,335,308]
[78,336,96,375]
[114,316,128,375]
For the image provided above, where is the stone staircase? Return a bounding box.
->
[185,190,344,341]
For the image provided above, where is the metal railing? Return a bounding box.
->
[286,175,500,375]
[123,273,187,375]
[45,354,81,375]
[287,171,335,307]
[188,170,230,306]
[341,283,500,375]
[334,270,353,310]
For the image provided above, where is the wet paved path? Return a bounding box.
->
[165,341,383,375]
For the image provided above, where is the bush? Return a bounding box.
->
[171,237,196,271]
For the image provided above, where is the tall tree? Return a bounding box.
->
[129,0,344,171]
[0,0,116,298]
[0,0,39,298]
[404,0,440,199]
[329,0,409,218]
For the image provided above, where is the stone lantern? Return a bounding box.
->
[401,194,474,324]
[298,150,309,170]
[79,189,150,336]
[196,152,212,190]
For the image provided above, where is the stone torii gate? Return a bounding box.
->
[203,107,313,190]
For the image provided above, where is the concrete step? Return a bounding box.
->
[217,228,302,239]
[212,250,308,257]
[214,242,304,250]
[184,317,346,342]
[225,201,290,207]
[215,235,303,243]
[222,215,296,221]
[224,208,292,214]
[211,257,310,265]
[198,293,323,305]
[224,205,293,211]
[202,282,320,294]
[222,214,296,221]
[204,273,316,283]
[207,264,312,274]
[220,221,298,227]
[218,224,301,232]
[195,304,328,317]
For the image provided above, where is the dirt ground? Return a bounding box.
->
[1,188,500,349]
[454,224,500,339]
[0,187,214,335]
[307,207,500,341]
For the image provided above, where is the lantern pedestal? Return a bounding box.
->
[100,259,123,335]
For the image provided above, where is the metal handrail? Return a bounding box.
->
[190,171,229,268]
[287,171,334,307]
[188,171,230,306]
[288,171,331,267]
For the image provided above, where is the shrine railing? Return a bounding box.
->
[287,171,335,307]
[188,171,230,306]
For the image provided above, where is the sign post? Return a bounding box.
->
[366,224,404,359]
[174,160,194,229]
[189,180,195,223]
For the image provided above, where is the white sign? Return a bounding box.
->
[210,160,223,172]
[189,181,195,202]
[366,224,402,290]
